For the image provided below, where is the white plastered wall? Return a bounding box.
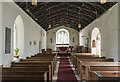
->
[47,26,79,51]
[79,3,118,61]
[1,2,46,66]
[0,1,2,65]
[118,2,120,62]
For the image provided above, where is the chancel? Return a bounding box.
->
[0,1,120,82]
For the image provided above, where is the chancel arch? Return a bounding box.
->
[14,15,24,57]
[91,27,101,57]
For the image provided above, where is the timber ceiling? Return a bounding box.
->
[15,2,117,31]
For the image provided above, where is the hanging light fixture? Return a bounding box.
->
[49,24,51,29]
[95,4,98,27]
[32,0,37,5]
[100,0,107,4]
[78,8,81,29]
[78,24,81,28]
[26,0,38,21]
[48,7,51,29]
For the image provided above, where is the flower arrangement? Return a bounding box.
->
[14,48,19,58]
[96,50,99,55]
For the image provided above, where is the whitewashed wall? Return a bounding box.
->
[118,2,120,62]
[79,3,118,61]
[0,2,2,65]
[47,26,79,51]
[1,2,46,66]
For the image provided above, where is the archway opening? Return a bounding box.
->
[91,27,101,57]
[14,15,24,57]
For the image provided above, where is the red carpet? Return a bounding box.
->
[57,54,78,82]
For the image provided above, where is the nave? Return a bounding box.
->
[0,1,120,82]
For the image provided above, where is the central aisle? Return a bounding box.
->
[57,54,78,82]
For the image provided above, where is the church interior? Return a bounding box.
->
[0,0,120,81]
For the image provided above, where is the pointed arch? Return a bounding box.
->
[91,27,101,57]
[14,15,24,57]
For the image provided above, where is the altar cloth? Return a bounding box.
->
[59,47,68,51]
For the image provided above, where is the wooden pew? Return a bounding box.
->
[11,61,53,80]
[1,75,46,82]
[1,67,49,82]
[20,59,53,62]
[89,71,120,81]
[28,53,57,59]
[74,56,107,70]
[70,53,97,64]
[11,61,52,66]
[77,59,114,79]
[72,53,95,56]
[20,59,56,75]
[70,53,101,68]
[22,54,57,74]
[81,62,120,80]
[34,53,56,57]
[27,56,55,59]
[2,53,57,81]
[1,53,58,82]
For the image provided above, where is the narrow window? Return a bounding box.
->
[5,27,11,54]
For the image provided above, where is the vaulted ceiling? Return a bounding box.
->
[15,2,117,31]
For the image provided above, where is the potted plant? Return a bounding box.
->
[96,50,99,55]
[14,48,19,58]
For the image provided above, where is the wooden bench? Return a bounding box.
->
[81,62,120,80]
[1,67,49,82]
[23,55,57,73]
[73,56,107,70]
[28,53,57,58]
[77,59,114,78]
[34,53,56,57]
[1,75,46,82]
[27,56,55,59]
[26,53,57,70]
[20,59,53,62]
[70,53,97,60]
[11,61,53,80]
[70,53,97,63]
[89,71,120,81]
[20,59,56,74]
[1,53,58,81]
[75,56,106,68]
[73,53,92,55]
[70,53,101,67]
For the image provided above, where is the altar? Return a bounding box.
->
[56,44,69,53]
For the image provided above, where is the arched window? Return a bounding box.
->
[56,29,69,44]
[91,27,101,57]
[14,15,24,57]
